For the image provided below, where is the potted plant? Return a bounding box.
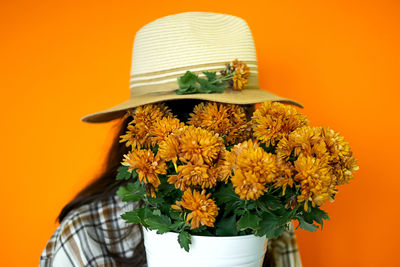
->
[115,99,359,267]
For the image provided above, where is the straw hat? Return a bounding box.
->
[81,11,304,123]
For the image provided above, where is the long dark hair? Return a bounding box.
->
[57,100,271,267]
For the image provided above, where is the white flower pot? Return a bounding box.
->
[142,226,268,267]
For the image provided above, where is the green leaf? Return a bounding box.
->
[178,231,192,252]
[121,208,145,224]
[276,207,298,226]
[175,70,227,95]
[170,211,182,221]
[147,195,165,205]
[170,221,185,231]
[256,194,283,212]
[215,215,238,236]
[116,166,132,180]
[143,213,172,234]
[177,71,198,88]
[197,78,216,93]
[237,212,261,231]
[213,81,227,93]
[198,78,227,93]
[303,206,330,230]
[190,225,209,235]
[116,181,145,202]
[152,209,161,216]
[247,202,256,210]
[203,71,217,82]
[214,183,239,205]
[255,213,280,238]
[223,201,240,217]
[297,216,318,232]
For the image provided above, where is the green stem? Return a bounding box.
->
[244,199,248,212]
[210,73,235,84]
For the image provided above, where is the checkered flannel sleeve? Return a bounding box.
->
[39,195,142,267]
[266,222,302,267]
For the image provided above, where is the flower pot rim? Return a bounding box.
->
[142,226,266,240]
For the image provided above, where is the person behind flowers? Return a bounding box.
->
[40,11,308,267]
[40,100,302,267]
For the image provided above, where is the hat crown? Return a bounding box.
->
[129,12,259,95]
[81,12,304,123]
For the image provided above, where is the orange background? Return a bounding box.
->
[1,0,399,266]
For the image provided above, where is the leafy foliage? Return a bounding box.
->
[237,212,261,231]
[175,71,228,95]
[178,231,192,252]
[114,99,351,252]
[116,180,145,202]
[215,215,237,236]
[116,166,135,180]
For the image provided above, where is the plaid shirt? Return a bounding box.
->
[40,194,302,267]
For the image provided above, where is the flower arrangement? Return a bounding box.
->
[175,59,250,94]
[116,101,359,252]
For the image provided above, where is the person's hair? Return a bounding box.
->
[57,100,267,267]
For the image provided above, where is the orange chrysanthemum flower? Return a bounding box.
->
[132,103,172,126]
[121,149,167,190]
[178,126,225,165]
[321,127,359,185]
[273,159,296,196]
[119,124,142,148]
[231,170,267,200]
[293,154,333,211]
[230,59,250,91]
[213,149,231,183]
[176,189,219,229]
[150,117,184,146]
[332,155,359,185]
[188,102,249,145]
[276,126,330,164]
[120,104,172,148]
[226,140,279,200]
[252,101,309,147]
[158,135,180,164]
[228,140,279,183]
[277,126,359,188]
[168,163,217,190]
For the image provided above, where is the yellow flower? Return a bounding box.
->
[119,124,142,148]
[178,126,225,165]
[321,127,359,185]
[168,163,217,190]
[277,126,359,188]
[293,154,333,211]
[276,126,330,164]
[227,140,279,200]
[231,170,267,200]
[228,140,279,183]
[252,101,309,146]
[188,102,249,145]
[150,117,184,146]
[331,154,359,185]
[120,104,172,148]
[230,59,250,91]
[213,149,231,183]
[121,149,167,190]
[158,135,180,164]
[145,183,157,198]
[132,103,172,126]
[177,189,219,229]
[273,159,295,196]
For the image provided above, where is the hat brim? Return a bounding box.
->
[81,88,304,123]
